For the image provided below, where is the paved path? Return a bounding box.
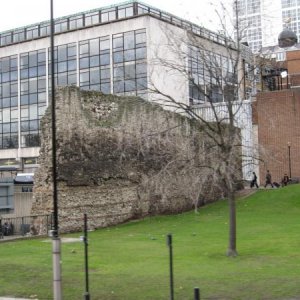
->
[0,298,32,300]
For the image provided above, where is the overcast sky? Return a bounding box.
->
[0,0,233,33]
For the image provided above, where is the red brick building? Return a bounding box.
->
[255,49,300,184]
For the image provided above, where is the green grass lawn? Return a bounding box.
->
[1,185,300,299]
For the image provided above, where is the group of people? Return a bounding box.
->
[0,222,13,237]
[250,170,290,189]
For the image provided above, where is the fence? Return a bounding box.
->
[0,214,52,237]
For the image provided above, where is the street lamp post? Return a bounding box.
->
[288,142,292,179]
[50,0,62,299]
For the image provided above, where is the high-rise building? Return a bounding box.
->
[236,0,299,55]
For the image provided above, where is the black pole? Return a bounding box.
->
[167,234,174,300]
[50,0,58,238]
[194,287,200,300]
[50,2,62,299]
[83,213,90,300]
[288,144,292,179]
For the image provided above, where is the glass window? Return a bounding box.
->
[101,83,111,94]
[29,52,38,67]
[80,42,89,56]
[114,81,124,93]
[85,12,99,26]
[2,109,10,122]
[113,52,123,63]
[58,46,67,61]
[58,61,67,73]
[80,57,89,69]
[124,50,135,61]
[100,69,110,80]
[90,68,100,84]
[29,104,38,119]
[80,71,89,83]
[68,59,77,71]
[100,38,110,50]
[124,32,135,49]
[100,54,110,65]
[136,48,146,60]
[68,44,77,58]
[90,39,100,55]
[2,98,10,108]
[21,120,29,131]
[113,36,123,50]
[90,56,100,67]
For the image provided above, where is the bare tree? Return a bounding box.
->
[144,2,261,256]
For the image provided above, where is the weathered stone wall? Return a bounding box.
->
[32,87,221,233]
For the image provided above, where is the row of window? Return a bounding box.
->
[189,47,238,104]
[0,29,148,149]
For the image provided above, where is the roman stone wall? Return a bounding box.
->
[31,87,222,233]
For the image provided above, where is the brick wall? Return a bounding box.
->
[256,89,300,184]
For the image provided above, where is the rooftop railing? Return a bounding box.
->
[0,1,231,48]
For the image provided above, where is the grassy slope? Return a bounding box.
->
[0,185,300,299]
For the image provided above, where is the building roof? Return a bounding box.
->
[0,1,231,48]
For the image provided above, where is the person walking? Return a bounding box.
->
[250,171,259,188]
[264,170,274,188]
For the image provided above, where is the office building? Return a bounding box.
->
[236,0,299,56]
[0,1,253,175]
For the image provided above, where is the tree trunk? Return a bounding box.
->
[227,190,238,257]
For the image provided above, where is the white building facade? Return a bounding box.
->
[0,1,254,179]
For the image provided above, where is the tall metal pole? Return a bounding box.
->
[50,0,62,299]
[288,143,292,179]
[83,214,90,300]
[167,234,174,300]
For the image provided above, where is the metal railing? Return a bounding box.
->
[0,214,52,237]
